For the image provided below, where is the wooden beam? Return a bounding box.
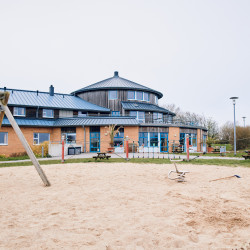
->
[0,99,51,187]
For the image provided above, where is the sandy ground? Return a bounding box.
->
[0,163,249,250]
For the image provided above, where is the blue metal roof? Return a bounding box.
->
[0,88,110,112]
[1,116,139,127]
[121,102,175,115]
[2,118,55,127]
[72,71,163,98]
[54,117,139,126]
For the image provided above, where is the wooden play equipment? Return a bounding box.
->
[0,91,50,186]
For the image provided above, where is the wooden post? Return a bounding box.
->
[0,102,51,186]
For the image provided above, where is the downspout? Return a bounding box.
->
[83,126,86,153]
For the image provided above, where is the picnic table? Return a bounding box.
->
[242,150,250,160]
[93,152,111,160]
[212,146,220,153]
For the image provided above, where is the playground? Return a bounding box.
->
[0,162,249,249]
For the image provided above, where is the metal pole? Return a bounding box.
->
[233,101,236,156]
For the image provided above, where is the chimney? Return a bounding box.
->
[49,85,54,96]
[114,71,119,77]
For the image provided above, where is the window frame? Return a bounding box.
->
[43,109,54,118]
[127,91,136,100]
[108,90,118,100]
[143,92,149,102]
[150,132,159,147]
[13,107,26,117]
[136,91,143,101]
[33,132,50,145]
[113,127,124,147]
[0,132,8,145]
[139,132,148,147]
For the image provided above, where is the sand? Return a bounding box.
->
[0,163,249,250]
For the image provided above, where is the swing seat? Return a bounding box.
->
[168,163,189,182]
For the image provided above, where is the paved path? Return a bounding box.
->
[0,152,245,164]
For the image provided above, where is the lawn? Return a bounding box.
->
[0,157,249,168]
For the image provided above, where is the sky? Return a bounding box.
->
[0,0,249,126]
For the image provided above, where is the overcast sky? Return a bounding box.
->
[0,0,249,126]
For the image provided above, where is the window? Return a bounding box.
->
[109,90,117,100]
[153,113,163,123]
[61,127,76,144]
[114,128,124,147]
[187,133,197,146]
[112,111,120,116]
[203,135,207,147]
[128,91,135,100]
[144,92,149,102]
[150,132,158,147]
[136,91,143,100]
[130,111,137,117]
[59,110,73,118]
[155,96,158,105]
[139,132,148,147]
[33,133,50,145]
[129,111,145,123]
[43,109,54,118]
[0,132,8,145]
[13,107,26,117]
[78,111,87,117]
[138,111,145,123]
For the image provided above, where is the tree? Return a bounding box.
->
[162,103,219,139]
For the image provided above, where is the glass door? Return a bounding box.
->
[160,133,168,152]
[90,127,100,152]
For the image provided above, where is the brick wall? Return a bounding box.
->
[0,126,53,156]
[168,127,180,152]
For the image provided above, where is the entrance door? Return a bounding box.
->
[160,133,168,152]
[90,127,100,152]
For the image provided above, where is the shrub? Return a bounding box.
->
[31,141,49,157]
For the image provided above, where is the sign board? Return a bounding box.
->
[220,146,226,153]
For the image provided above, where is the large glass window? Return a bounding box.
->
[43,109,54,118]
[109,90,117,100]
[112,111,120,116]
[136,91,143,100]
[160,133,168,152]
[144,92,149,101]
[150,132,158,147]
[13,107,26,117]
[139,132,148,147]
[203,135,207,147]
[78,111,87,117]
[33,133,50,145]
[61,127,76,144]
[114,128,124,147]
[0,132,8,145]
[128,91,135,100]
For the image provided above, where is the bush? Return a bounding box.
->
[9,152,28,157]
[31,141,49,157]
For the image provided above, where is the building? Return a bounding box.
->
[0,72,207,156]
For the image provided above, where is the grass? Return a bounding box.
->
[0,157,249,168]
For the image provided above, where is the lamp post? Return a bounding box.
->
[230,97,239,156]
[242,116,246,127]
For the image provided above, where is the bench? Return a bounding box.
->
[93,152,111,160]
[242,150,250,160]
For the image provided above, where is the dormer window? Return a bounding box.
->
[13,107,26,117]
[109,90,117,100]
[43,109,54,118]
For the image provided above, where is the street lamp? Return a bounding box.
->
[242,116,246,127]
[230,97,239,156]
